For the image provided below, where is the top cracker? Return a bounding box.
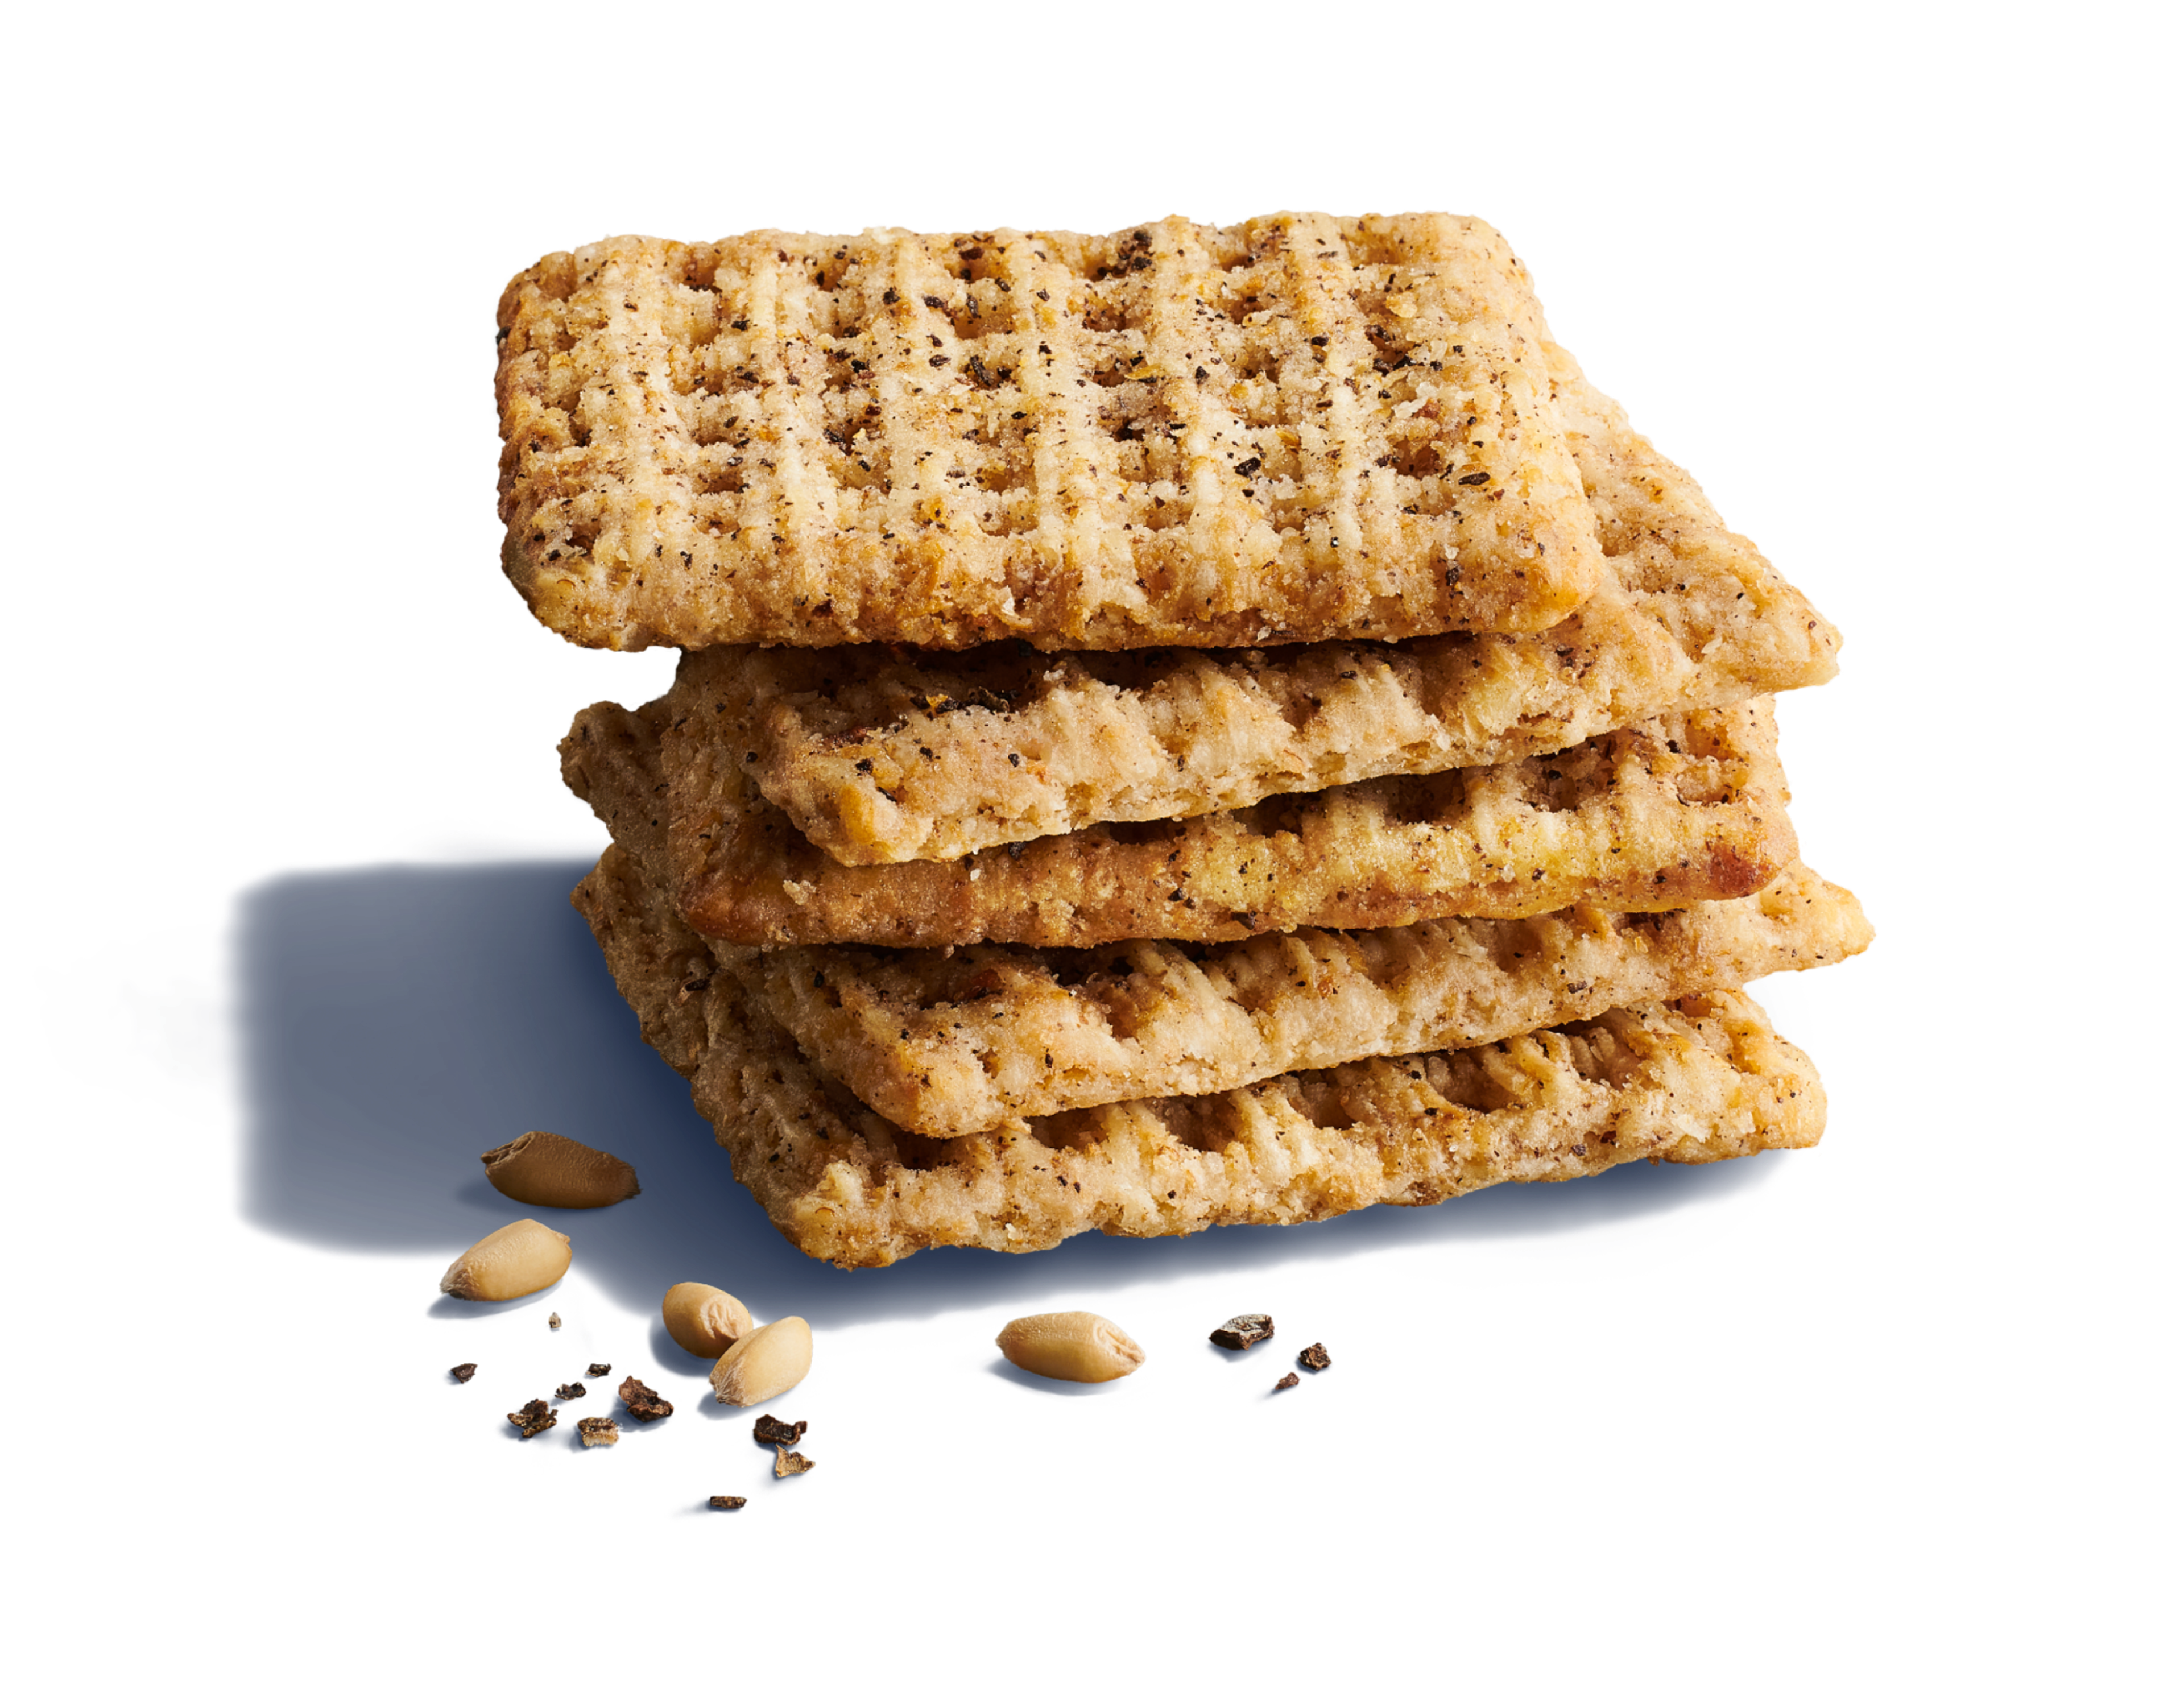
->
[495,213,1604,651]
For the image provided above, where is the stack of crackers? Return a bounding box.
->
[494,213,1871,1268]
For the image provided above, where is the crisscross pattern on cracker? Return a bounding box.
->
[497,214,1602,651]
[562,695,1793,948]
[574,845,1825,1267]
[693,363,1838,863]
[727,862,1869,1138]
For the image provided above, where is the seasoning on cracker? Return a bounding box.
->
[566,700,1796,950]
[678,366,1836,867]
[572,845,1833,1268]
[495,215,1602,654]
[721,863,1869,1139]
[509,212,1868,1292]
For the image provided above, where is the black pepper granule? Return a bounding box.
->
[449,1363,477,1385]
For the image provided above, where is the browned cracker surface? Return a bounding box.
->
[727,862,1870,1139]
[691,362,1838,864]
[562,694,1794,949]
[574,845,1826,1267]
[495,213,1602,651]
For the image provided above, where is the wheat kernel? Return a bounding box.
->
[479,1132,640,1209]
[662,1283,754,1358]
[438,1219,571,1302]
[995,1311,1144,1383]
[710,1318,813,1407]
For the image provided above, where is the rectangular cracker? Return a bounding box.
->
[496,213,1604,652]
[725,862,1870,1139]
[686,362,1839,864]
[562,694,1795,949]
[574,843,1826,1268]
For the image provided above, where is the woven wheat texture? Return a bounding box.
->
[562,693,1794,949]
[693,361,1838,864]
[725,861,1868,1138]
[497,213,1603,651]
[575,844,1824,1267]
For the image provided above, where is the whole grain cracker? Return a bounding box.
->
[564,694,1793,949]
[573,847,1827,1268]
[726,862,1869,1138]
[495,214,1600,652]
[690,362,1837,864]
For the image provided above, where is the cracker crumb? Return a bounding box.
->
[774,1448,815,1479]
[576,847,1835,1269]
[449,1363,477,1384]
[752,1413,808,1447]
[1211,1314,1275,1351]
[618,1376,674,1421]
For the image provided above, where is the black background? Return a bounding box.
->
[136,129,1913,1537]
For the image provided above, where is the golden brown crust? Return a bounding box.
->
[726,862,1870,1138]
[496,214,1602,651]
[562,693,1796,949]
[574,846,1827,1267]
[690,362,1838,863]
